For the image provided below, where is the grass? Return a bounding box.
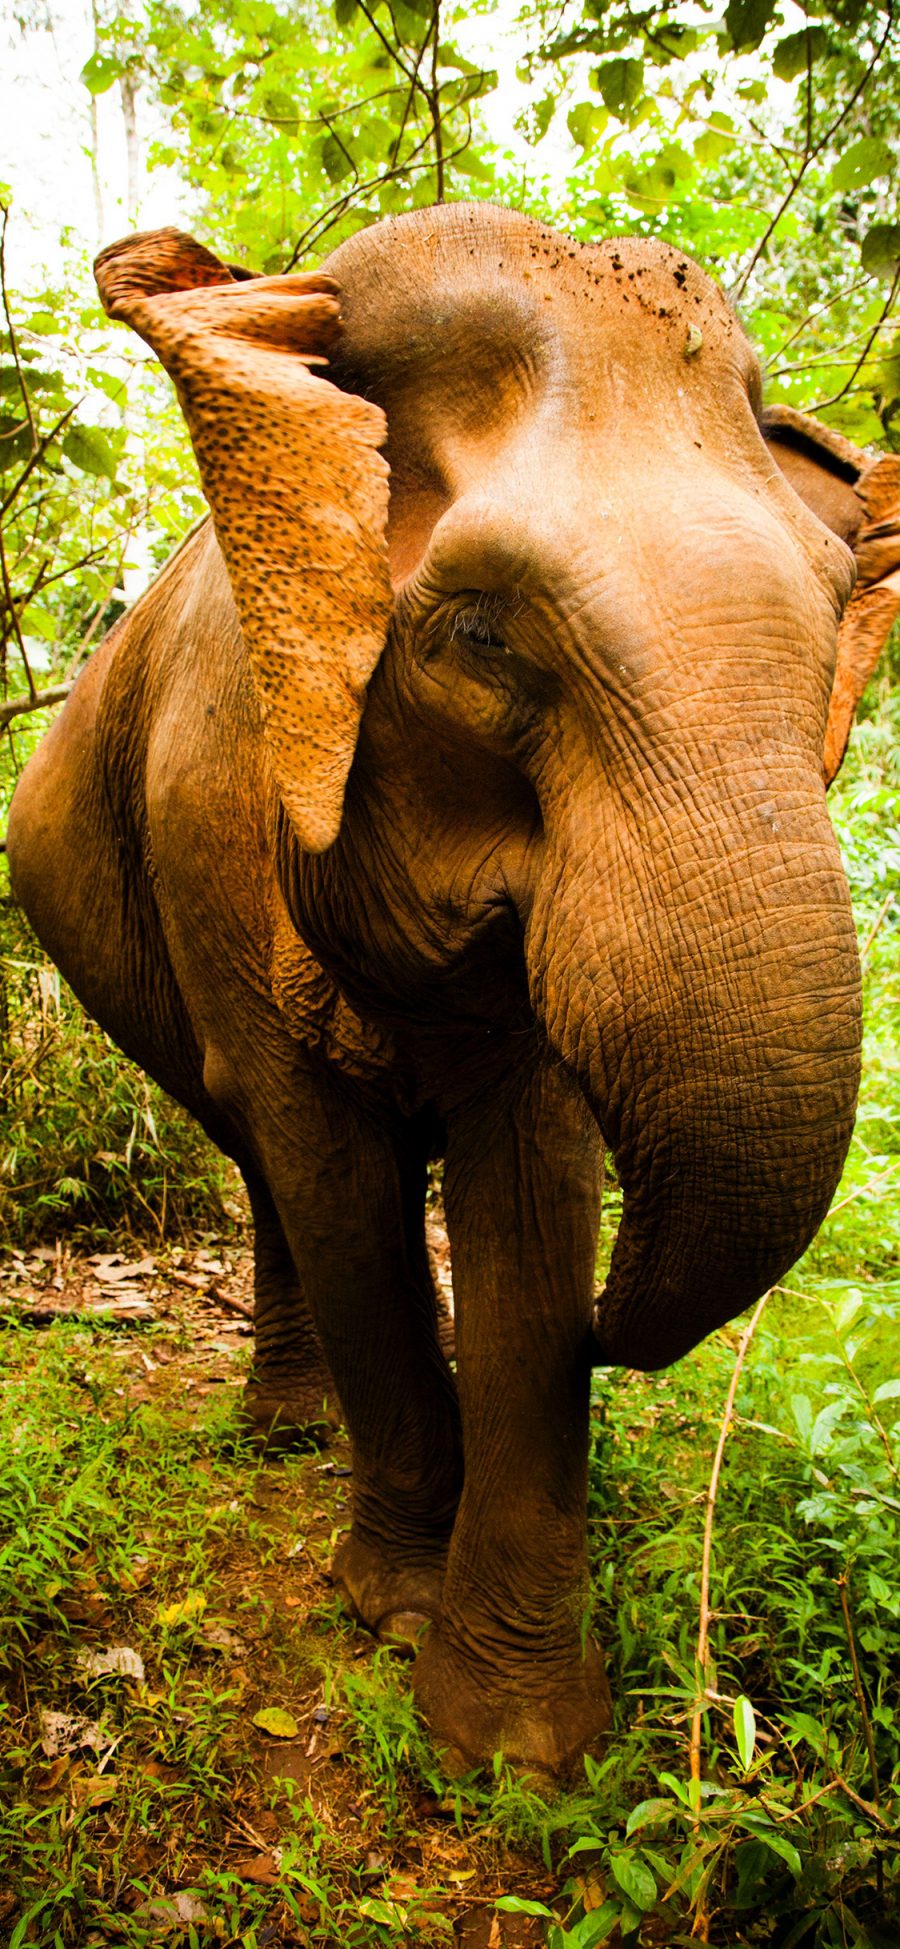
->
[0,1204,896,1945]
[0,672,897,1944]
[0,903,236,1248]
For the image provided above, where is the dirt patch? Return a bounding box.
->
[0,1241,579,1947]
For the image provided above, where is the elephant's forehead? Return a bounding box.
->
[325,204,747,431]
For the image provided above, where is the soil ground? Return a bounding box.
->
[0,1231,602,1949]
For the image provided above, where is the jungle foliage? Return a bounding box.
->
[0,0,897,1943]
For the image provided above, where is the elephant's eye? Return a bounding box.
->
[450,597,509,656]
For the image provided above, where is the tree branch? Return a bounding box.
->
[0,682,74,728]
[0,203,38,454]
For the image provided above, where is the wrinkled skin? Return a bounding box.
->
[11,202,894,1774]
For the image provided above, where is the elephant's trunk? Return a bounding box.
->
[527,769,862,1370]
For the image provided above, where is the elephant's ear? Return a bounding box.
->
[763,405,900,786]
[95,227,391,853]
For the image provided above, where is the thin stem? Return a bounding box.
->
[810,266,900,411]
[859,890,895,968]
[430,1,444,201]
[0,204,38,454]
[770,277,871,361]
[732,0,896,302]
[837,1573,880,1810]
[690,1295,769,1787]
[0,521,37,702]
[0,404,78,521]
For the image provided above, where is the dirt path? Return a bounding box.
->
[0,1237,571,1948]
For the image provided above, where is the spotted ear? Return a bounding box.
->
[763,406,900,786]
[95,227,392,853]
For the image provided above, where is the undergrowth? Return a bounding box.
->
[0,903,235,1246]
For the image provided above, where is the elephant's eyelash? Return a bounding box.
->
[450,595,510,652]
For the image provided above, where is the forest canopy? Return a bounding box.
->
[1,0,898,729]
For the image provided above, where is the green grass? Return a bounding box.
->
[0,902,235,1247]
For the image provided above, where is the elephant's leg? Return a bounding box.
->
[413,1058,612,1774]
[240,1173,339,1450]
[235,1071,463,1639]
[323,1112,463,1640]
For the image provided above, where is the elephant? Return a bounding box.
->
[8,203,900,1774]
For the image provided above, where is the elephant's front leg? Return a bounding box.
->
[240,1172,339,1449]
[413,1058,612,1773]
[254,1085,463,1642]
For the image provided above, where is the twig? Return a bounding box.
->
[0,204,37,453]
[769,276,872,361]
[0,403,78,521]
[208,1284,254,1323]
[834,1774,890,1828]
[429,1,444,202]
[0,521,37,702]
[689,1294,769,1863]
[837,1574,881,1836]
[811,266,900,411]
[731,0,896,303]
[859,891,895,970]
[0,682,73,728]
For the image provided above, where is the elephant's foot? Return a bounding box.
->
[331,1530,446,1648]
[240,1371,340,1452]
[411,1626,613,1777]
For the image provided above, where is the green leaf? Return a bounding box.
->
[252,1705,299,1738]
[874,1378,900,1404]
[608,1848,657,1912]
[734,1839,776,1909]
[261,89,299,132]
[790,1393,813,1445]
[21,605,56,642]
[862,223,900,281]
[592,57,644,116]
[831,137,895,194]
[734,1694,756,1771]
[81,52,125,95]
[738,1816,802,1879]
[724,0,777,52]
[567,102,608,153]
[771,27,828,81]
[694,116,735,166]
[495,1896,556,1917]
[810,1399,846,1453]
[62,425,118,481]
[334,0,357,21]
[391,0,432,37]
[658,1770,693,1805]
[567,1905,621,1947]
[625,1797,678,1835]
[320,134,355,183]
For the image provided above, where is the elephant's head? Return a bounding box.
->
[95,206,900,1370]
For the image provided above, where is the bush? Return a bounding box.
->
[0,900,236,1246]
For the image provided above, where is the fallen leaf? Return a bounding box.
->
[76,1644,145,1682]
[134,1889,211,1930]
[39,1709,109,1757]
[199,1621,247,1656]
[232,1852,279,1885]
[32,1756,70,1792]
[252,1705,299,1738]
[71,1774,118,1807]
